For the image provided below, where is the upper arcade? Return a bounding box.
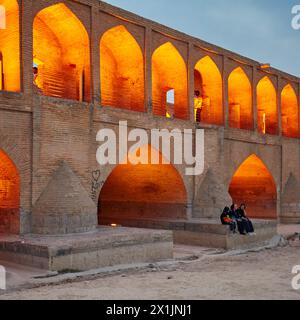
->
[0,0,299,139]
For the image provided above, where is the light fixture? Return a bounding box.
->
[260,63,271,70]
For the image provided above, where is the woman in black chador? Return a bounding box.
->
[220,206,237,233]
[236,204,255,235]
[230,204,248,235]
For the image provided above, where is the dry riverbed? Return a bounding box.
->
[0,239,299,300]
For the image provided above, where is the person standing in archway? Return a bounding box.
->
[33,66,39,84]
[33,66,43,94]
[194,90,203,123]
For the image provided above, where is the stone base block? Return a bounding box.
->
[102,218,278,250]
[0,227,173,271]
[280,215,300,224]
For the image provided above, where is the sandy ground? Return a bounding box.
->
[0,239,299,300]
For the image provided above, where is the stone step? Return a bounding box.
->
[0,227,173,272]
[101,217,278,250]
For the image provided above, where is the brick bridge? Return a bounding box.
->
[0,0,300,235]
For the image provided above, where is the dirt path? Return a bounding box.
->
[1,240,299,300]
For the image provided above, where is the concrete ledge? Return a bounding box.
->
[102,218,278,250]
[174,223,277,250]
[280,216,300,224]
[0,227,173,271]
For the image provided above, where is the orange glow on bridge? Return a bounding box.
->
[100,25,145,112]
[33,3,90,101]
[0,0,20,92]
[0,150,20,234]
[257,76,278,135]
[228,67,253,130]
[281,84,299,138]
[152,42,188,120]
[194,56,223,125]
[99,145,187,223]
[229,154,277,220]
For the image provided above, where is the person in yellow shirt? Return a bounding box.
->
[194,90,203,123]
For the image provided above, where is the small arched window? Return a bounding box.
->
[166,88,175,118]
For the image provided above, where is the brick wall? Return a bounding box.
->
[0,105,32,234]
[0,0,300,234]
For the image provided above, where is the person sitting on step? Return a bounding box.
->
[230,204,248,235]
[220,206,237,234]
[236,204,256,236]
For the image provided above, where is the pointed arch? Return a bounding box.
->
[100,25,145,112]
[257,76,278,135]
[229,154,277,219]
[0,0,20,92]
[281,84,299,138]
[152,42,188,120]
[0,149,20,234]
[33,3,90,101]
[99,145,188,224]
[194,56,223,125]
[228,67,252,130]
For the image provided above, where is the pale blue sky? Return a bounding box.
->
[103,0,300,77]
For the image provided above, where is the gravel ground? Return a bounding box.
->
[0,240,299,300]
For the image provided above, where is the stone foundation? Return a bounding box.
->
[101,217,278,250]
[1,0,300,248]
[0,227,173,271]
[173,220,277,250]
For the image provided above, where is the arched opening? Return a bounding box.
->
[257,77,278,135]
[152,42,188,120]
[194,56,223,125]
[166,88,175,118]
[99,145,188,225]
[0,0,20,92]
[281,84,299,138]
[0,150,20,234]
[229,154,277,220]
[228,67,252,130]
[100,25,145,112]
[33,3,90,101]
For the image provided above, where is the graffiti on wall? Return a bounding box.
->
[91,170,104,201]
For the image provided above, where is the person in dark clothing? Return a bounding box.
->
[220,207,236,233]
[230,204,247,235]
[33,66,38,83]
[237,204,255,235]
